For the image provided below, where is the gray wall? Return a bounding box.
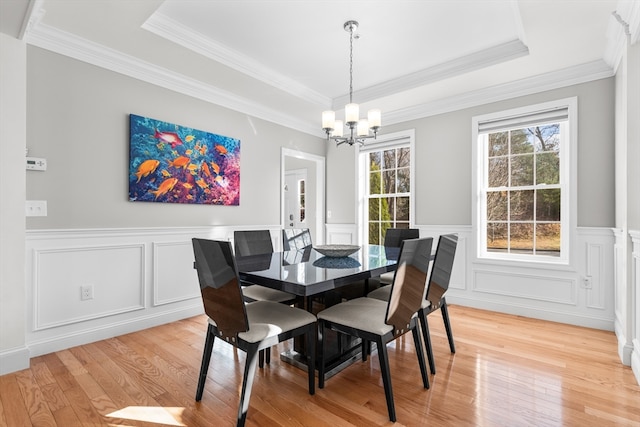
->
[26,47,325,230]
[326,77,616,227]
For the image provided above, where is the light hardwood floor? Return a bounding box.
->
[1,305,639,426]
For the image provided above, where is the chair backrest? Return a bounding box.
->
[425,234,458,305]
[282,228,313,251]
[192,238,249,340]
[234,230,274,257]
[383,228,420,248]
[385,237,433,331]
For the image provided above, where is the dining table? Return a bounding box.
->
[236,244,400,377]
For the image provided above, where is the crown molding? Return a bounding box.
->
[604,0,640,71]
[332,39,529,109]
[21,16,614,139]
[24,22,320,137]
[383,60,614,126]
[142,12,331,107]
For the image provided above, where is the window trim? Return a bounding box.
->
[356,129,415,245]
[472,98,578,267]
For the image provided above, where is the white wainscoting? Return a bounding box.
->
[327,224,616,331]
[630,230,640,385]
[24,225,282,359]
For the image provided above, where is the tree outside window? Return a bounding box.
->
[485,124,562,256]
[367,146,411,244]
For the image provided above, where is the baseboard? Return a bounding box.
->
[27,304,203,359]
[0,346,30,375]
[632,340,640,386]
[448,296,614,331]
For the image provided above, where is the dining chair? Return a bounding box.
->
[192,238,316,427]
[317,237,433,422]
[233,230,297,305]
[234,230,299,366]
[282,228,313,251]
[378,228,420,286]
[368,233,458,375]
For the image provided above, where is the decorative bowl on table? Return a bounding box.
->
[313,244,361,258]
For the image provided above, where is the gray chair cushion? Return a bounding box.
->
[209,300,316,344]
[367,285,391,302]
[242,284,295,303]
[379,271,395,285]
[317,297,393,335]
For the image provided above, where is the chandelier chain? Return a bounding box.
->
[349,26,354,104]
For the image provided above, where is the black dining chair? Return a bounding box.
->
[369,233,458,375]
[377,228,420,286]
[192,238,316,427]
[317,237,433,423]
[234,230,299,366]
[234,230,297,305]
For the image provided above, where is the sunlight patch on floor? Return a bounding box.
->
[106,406,186,426]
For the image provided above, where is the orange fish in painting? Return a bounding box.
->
[185,135,195,143]
[187,163,198,172]
[201,162,211,177]
[151,177,178,200]
[196,178,209,189]
[161,169,171,177]
[135,159,160,182]
[154,130,183,149]
[210,161,220,175]
[214,145,227,155]
[199,144,207,155]
[168,156,190,168]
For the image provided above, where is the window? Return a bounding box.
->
[358,130,415,245]
[298,179,306,223]
[473,98,576,263]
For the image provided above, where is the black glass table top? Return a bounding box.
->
[236,244,399,297]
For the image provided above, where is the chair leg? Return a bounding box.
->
[306,325,316,395]
[266,347,271,364]
[418,309,436,375]
[195,324,216,401]
[441,299,456,353]
[361,339,368,362]
[376,338,396,422]
[318,320,326,389]
[237,345,260,427]
[411,326,430,389]
[259,350,264,368]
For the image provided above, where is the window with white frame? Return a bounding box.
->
[473,98,576,263]
[358,130,415,245]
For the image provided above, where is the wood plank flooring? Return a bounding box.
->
[1,305,639,426]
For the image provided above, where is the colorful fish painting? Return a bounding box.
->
[128,114,240,205]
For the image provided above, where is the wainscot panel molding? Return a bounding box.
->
[325,224,358,245]
[418,226,615,331]
[614,228,634,366]
[24,226,282,359]
[630,229,640,385]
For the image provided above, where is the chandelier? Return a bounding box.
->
[322,20,381,146]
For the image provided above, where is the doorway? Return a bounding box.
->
[281,148,325,246]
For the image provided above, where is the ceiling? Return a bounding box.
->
[1,0,638,137]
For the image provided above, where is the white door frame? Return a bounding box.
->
[281,148,325,246]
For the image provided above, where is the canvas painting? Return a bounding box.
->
[129,114,240,205]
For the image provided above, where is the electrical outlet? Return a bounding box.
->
[583,276,592,289]
[81,284,94,300]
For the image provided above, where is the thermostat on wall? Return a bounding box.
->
[26,157,47,171]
